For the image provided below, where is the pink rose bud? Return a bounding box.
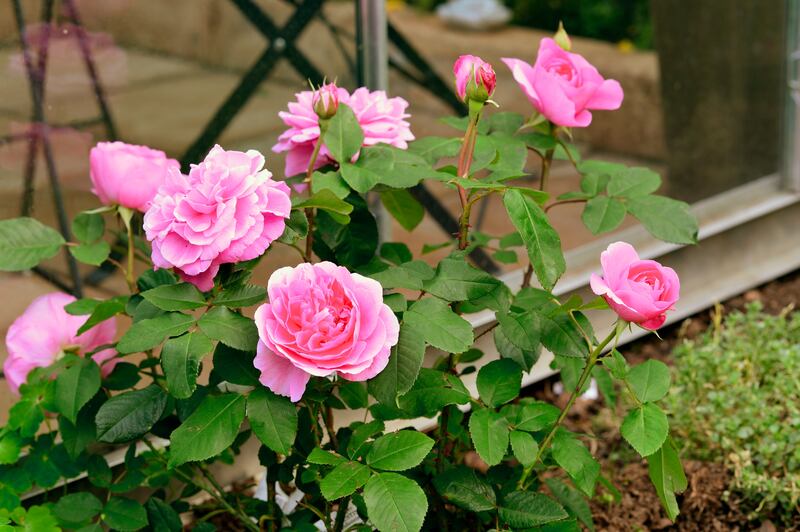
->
[90,141,180,212]
[502,38,624,128]
[4,292,118,394]
[143,145,291,291]
[312,82,339,120]
[590,242,680,331]
[554,21,572,51]
[253,262,400,402]
[453,54,496,103]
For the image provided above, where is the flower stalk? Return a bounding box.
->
[517,326,619,490]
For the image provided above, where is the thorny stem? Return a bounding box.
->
[304,120,329,262]
[516,327,618,490]
[456,107,483,250]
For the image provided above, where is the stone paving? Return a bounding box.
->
[0,1,664,418]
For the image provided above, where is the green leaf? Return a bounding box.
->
[380,189,424,231]
[96,386,168,443]
[198,306,258,352]
[145,498,182,532]
[9,506,60,532]
[370,260,435,291]
[503,189,565,290]
[59,394,102,459]
[606,167,661,198]
[621,403,669,457]
[161,332,214,399]
[76,295,128,335]
[494,324,540,372]
[0,434,22,465]
[626,195,698,244]
[469,408,509,466]
[647,438,687,521]
[433,466,496,512]
[54,492,102,526]
[320,461,371,501]
[513,401,560,432]
[7,398,44,438]
[581,196,626,235]
[117,312,195,354]
[552,430,600,497]
[307,448,346,466]
[626,360,671,403]
[311,170,350,199]
[423,257,508,311]
[169,393,246,467]
[278,209,309,244]
[72,212,105,243]
[103,362,141,391]
[488,112,524,135]
[363,473,427,532]
[408,136,461,163]
[338,380,368,409]
[379,242,412,265]
[544,478,595,532]
[55,358,101,424]
[0,217,65,271]
[398,369,470,417]
[517,132,558,152]
[340,162,382,193]
[325,103,364,163]
[476,359,522,407]
[403,298,473,354]
[493,249,518,264]
[367,431,434,471]
[602,350,629,379]
[69,241,110,266]
[509,430,538,466]
[103,497,148,531]
[247,388,298,455]
[213,285,266,307]
[368,324,426,406]
[538,310,589,358]
[212,344,260,386]
[346,420,385,460]
[295,189,354,225]
[141,283,206,311]
[499,491,567,528]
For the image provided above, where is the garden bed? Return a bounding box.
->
[528,269,800,531]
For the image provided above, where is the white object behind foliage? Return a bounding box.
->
[436,0,512,30]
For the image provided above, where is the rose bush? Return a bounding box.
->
[0,26,698,532]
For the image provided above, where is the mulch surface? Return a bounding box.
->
[530,269,800,531]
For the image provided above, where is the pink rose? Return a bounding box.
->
[4,292,117,394]
[253,262,400,402]
[90,141,180,212]
[143,145,291,291]
[502,38,624,128]
[453,54,496,102]
[312,82,339,119]
[273,87,414,177]
[590,242,680,330]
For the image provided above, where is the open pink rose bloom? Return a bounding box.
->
[253,262,400,402]
[273,87,414,177]
[503,37,624,127]
[4,292,117,394]
[144,145,291,291]
[590,242,680,330]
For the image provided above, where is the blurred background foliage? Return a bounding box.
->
[405,0,654,49]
